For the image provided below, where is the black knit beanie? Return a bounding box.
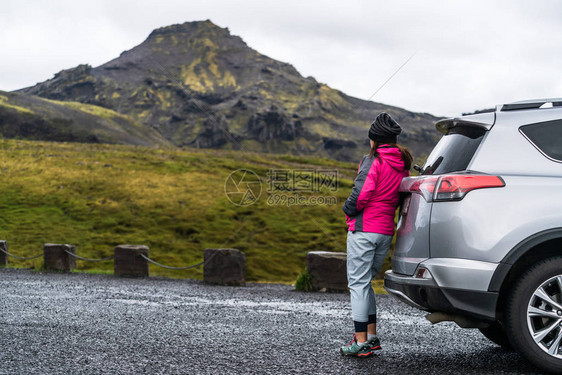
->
[368,112,402,144]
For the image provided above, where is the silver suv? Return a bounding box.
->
[384,98,562,373]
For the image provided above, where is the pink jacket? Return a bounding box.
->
[343,146,409,235]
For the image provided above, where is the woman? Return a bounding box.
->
[340,112,412,357]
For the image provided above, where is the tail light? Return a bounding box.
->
[407,175,505,202]
[408,176,440,201]
[434,175,505,201]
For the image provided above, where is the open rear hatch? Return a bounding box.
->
[392,112,495,276]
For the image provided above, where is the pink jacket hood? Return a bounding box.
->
[378,147,406,171]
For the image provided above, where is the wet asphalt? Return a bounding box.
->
[0,268,544,375]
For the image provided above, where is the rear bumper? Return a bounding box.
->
[384,270,498,321]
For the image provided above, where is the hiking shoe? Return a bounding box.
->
[368,336,382,351]
[340,334,374,357]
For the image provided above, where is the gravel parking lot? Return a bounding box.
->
[0,268,543,374]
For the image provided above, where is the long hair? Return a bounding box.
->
[369,142,413,171]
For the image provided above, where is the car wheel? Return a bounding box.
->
[479,322,512,349]
[505,256,562,373]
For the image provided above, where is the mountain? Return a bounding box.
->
[0,90,169,146]
[15,20,440,161]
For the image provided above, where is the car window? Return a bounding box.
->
[421,126,486,175]
[520,120,562,162]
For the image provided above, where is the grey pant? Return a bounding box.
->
[347,230,393,323]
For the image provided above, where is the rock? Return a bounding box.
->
[203,248,245,286]
[44,244,77,272]
[322,137,357,150]
[191,117,233,148]
[306,251,348,292]
[114,245,149,277]
[247,107,302,142]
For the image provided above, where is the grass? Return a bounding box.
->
[372,280,386,294]
[294,271,313,291]
[0,139,366,283]
[0,139,400,290]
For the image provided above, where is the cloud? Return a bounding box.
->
[1,0,561,116]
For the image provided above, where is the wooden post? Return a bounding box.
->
[203,248,246,286]
[114,245,149,277]
[44,244,76,272]
[306,251,348,292]
[0,241,7,267]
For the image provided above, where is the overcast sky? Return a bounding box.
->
[2,0,561,117]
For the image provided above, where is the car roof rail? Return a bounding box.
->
[499,98,562,112]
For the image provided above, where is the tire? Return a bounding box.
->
[479,322,512,349]
[505,256,562,374]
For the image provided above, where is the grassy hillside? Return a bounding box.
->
[0,139,374,282]
[0,90,170,146]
